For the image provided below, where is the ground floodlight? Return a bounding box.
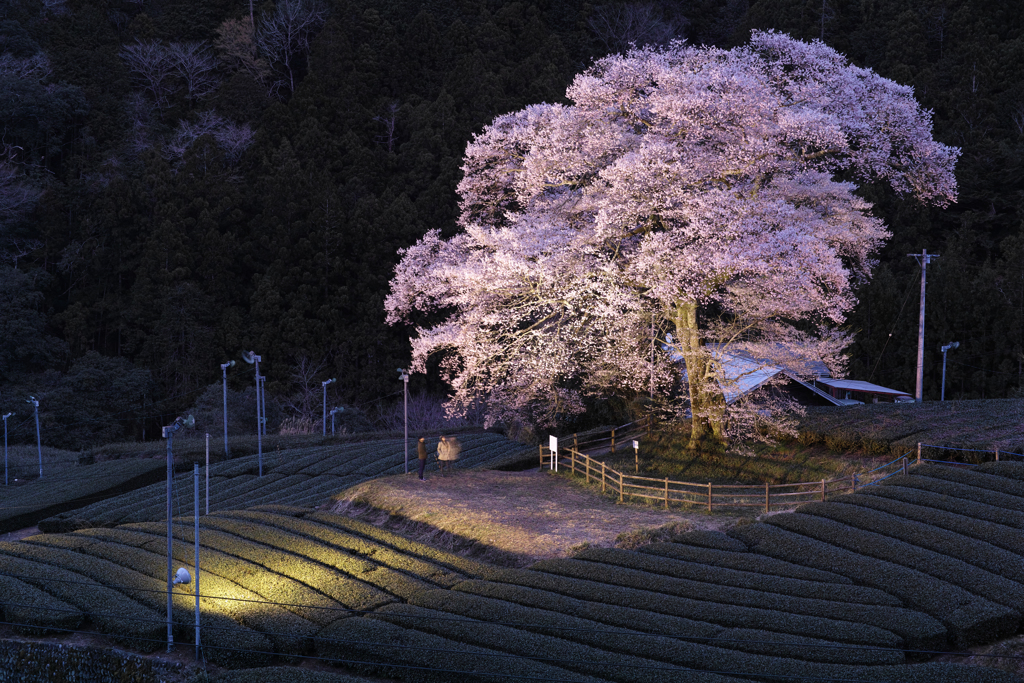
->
[183,414,195,429]
[173,567,191,584]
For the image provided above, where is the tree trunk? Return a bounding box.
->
[671,301,727,450]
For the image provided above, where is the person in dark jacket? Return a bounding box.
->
[417,437,428,480]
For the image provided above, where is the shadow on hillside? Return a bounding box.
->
[329,499,535,568]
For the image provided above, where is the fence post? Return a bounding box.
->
[585,456,590,484]
[571,448,576,475]
[764,482,769,514]
[707,482,712,512]
[574,433,578,450]
[996,448,1000,462]
[539,444,543,468]
[611,429,616,454]
[601,461,607,493]
[665,478,669,509]
[820,479,825,502]
[917,442,921,464]
[902,457,908,476]
[619,472,624,503]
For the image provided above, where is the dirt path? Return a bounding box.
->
[331,468,747,564]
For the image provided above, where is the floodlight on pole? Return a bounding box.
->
[330,407,343,436]
[940,341,959,402]
[220,361,235,459]
[398,368,409,474]
[27,397,40,478]
[241,352,263,476]
[2,412,13,486]
[162,413,195,652]
[321,378,336,436]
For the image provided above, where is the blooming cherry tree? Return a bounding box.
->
[386,31,958,448]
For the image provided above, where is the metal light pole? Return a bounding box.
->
[398,369,409,474]
[162,413,194,652]
[909,249,939,402]
[2,412,12,486]
[193,462,201,661]
[321,378,335,436]
[27,397,41,478]
[220,361,234,458]
[242,352,263,476]
[940,342,959,401]
[330,407,343,436]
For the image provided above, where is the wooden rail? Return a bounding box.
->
[540,446,922,512]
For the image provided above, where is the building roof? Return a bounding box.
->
[814,378,913,398]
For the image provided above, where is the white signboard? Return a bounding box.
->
[633,440,639,450]
[549,435,558,471]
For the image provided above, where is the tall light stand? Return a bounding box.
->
[162,413,194,652]
[205,433,210,515]
[321,378,335,436]
[398,369,409,474]
[909,249,938,402]
[940,342,959,401]
[330,407,343,436]
[2,412,12,485]
[193,462,201,661]
[220,361,234,458]
[242,352,263,476]
[27,397,41,478]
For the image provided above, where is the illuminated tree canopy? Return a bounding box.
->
[387,31,959,446]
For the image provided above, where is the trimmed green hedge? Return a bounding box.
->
[839,492,1024,555]
[861,484,1024,529]
[670,530,750,552]
[0,573,84,635]
[308,512,502,581]
[728,521,1008,647]
[482,568,912,648]
[314,615,610,683]
[0,545,164,651]
[411,586,903,667]
[54,531,315,659]
[0,640,187,683]
[127,520,394,622]
[573,547,895,605]
[374,602,746,683]
[199,514,435,600]
[0,459,165,533]
[890,473,1024,512]
[530,557,938,647]
[766,512,1024,613]
[976,461,1024,481]
[639,542,852,584]
[212,668,372,683]
[795,501,1024,585]
[215,510,466,589]
[915,464,1024,498]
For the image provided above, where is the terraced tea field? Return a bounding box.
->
[3,461,1024,681]
[39,432,533,532]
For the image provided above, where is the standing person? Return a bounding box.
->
[437,435,461,476]
[436,436,450,476]
[416,437,428,481]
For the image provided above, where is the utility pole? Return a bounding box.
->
[908,250,938,402]
[220,361,234,459]
[398,369,409,473]
[321,378,335,436]
[940,342,959,401]
[27,397,41,478]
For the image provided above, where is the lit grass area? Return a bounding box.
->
[595,424,861,485]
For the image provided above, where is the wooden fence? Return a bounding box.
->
[537,434,1022,512]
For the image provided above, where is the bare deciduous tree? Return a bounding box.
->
[169,41,220,105]
[256,0,328,95]
[0,162,43,230]
[0,53,51,81]
[165,111,255,166]
[120,41,177,108]
[588,2,688,52]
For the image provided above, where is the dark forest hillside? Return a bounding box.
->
[0,0,1020,448]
